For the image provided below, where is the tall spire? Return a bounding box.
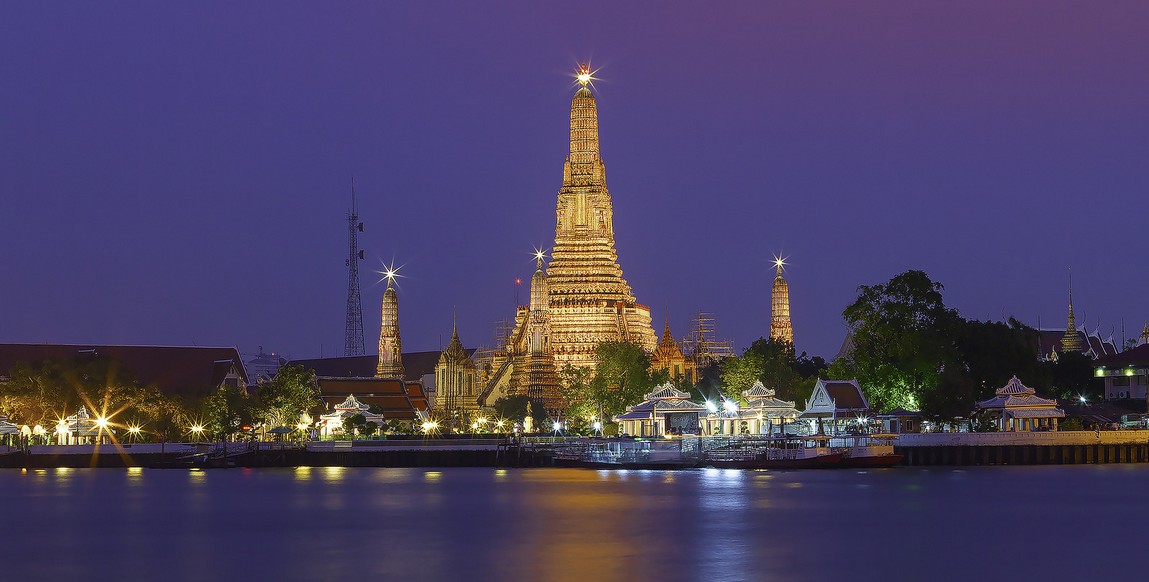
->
[565,63,604,187]
[1061,268,1083,353]
[770,255,794,345]
[1140,322,1149,347]
[660,309,676,349]
[376,275,405,378]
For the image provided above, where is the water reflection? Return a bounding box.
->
[294,466,311,481]
[323,466,344,482]
[3,466,1146,580]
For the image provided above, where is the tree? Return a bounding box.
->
[841,270,961,412]
[201,384,252,440]
[254,364,320,428]
[493,395,548,427]
[719,337,819,404]
[559,365,596,422]
[587,341,658,419]
[362,421,378,438]
[343,413,366,438]
[1046,351,1100,400]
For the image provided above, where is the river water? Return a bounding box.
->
[0,465,1142,581]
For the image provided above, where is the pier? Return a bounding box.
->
[895,430,1149,466]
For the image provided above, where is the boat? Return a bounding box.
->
[553,438,698,469]
[833,433,903,468]
[702,436,844,469]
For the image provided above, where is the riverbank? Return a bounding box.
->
[4,430,1149,468]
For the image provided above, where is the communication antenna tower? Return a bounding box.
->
[344,178,366,356]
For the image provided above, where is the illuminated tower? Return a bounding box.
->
[770,256,794,345]
[543,63,657,369]
[1060,270,1083,353]
[376,276,404,378]
[511,253,563,414]
[1139,323,1149,347]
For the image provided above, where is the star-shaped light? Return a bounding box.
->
[376,260,403,287]
[773,254,787,274]
[574,63,597,88]
[533,247,548,264]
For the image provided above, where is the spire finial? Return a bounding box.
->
[575,63,593,87]
[773,254,787,276]
[533,247,547,270]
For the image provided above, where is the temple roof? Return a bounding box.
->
[0,343,247,397]
[743,381,776,399]
[1094,343,1149,368]
[291,350,463,383]
[977,376,1063,415]
[645,383,692,401]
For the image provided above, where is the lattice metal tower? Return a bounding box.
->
[344,180,366,356]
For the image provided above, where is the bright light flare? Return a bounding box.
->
[773,254,787,273]
[723,400,738,414]
[705,401,718,413]
[552,421,563,432]
[574,62,598,88]
[375,260,404,287]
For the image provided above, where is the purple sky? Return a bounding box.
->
[2,2,1147,361]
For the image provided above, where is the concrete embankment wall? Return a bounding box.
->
[895,430,1149,466]
[0,441,551,469]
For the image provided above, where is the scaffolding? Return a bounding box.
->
[681,311,735,367]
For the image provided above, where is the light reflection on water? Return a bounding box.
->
[1,465,1146,580]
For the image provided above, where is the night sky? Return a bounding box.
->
[2,2,1147,362]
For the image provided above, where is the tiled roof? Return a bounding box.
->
[1094,343,1149,368]
[823,380,868,410]
[290,350,473,383]
[316,377,428,420]
[0,343,247,397]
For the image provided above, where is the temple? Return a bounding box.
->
[507,254,563,414]
[1060,271,1084,353]
[770,257,793,345]
[540,64,657,368]
[650,314,695,385]
[436,314,481,422]
[376,276,404,378]
[482,65,657,413]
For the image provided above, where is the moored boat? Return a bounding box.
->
[833,433,903,468]
[702,435,844,469]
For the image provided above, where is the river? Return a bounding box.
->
[1,465,1141,581]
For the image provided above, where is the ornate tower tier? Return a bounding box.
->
[543,65,657,368]
[376,278,405,378]
[511,255,563,414]
[1060,270,1083,353]
[770,257,794,345]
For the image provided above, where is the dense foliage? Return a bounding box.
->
[836,269,1102,419]
[718,337,827,404]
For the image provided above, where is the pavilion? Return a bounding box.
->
[976,376,1064,432]
[702,381,800,436]
[318,394,385,438]
[615,384,707,437]
[799,379,871,434]
[0,415,19,447]
[54,406,113,445]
